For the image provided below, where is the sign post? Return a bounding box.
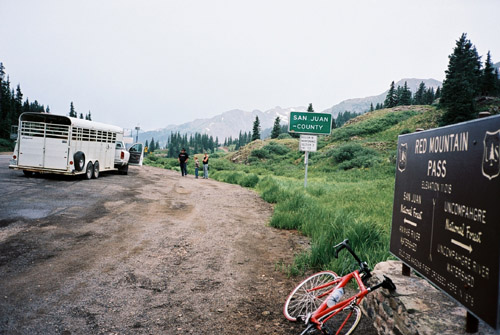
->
[300,135,317,188]
[290,111,331,188]
[390,115,500,331]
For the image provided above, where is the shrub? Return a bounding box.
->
[210,159,234,171]
[331,110,418,141]
[277,133,292,139]
[224,171,244,185]
[327,143,380,170]
[250,148,271,159]
[239,173,259,188]
[263,142,290,155]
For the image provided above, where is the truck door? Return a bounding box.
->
[128,143,144,166]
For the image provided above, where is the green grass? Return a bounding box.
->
[144,106,440,276]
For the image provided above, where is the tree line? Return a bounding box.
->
[68,101,92,120]
[0,63,48,139]
[164,132,219,158]
[0,63,95,141]
[383,81,441,108]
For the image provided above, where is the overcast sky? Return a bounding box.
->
[1,0,499,131]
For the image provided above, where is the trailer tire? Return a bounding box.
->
[92,161,100,179]
[23,170,34,177]
[74,152,85,171]
[85,162,94,180]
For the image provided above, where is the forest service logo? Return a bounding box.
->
[398,143,408,173]
[482,130,500,180]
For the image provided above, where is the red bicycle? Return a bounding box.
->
[283,239,396,335]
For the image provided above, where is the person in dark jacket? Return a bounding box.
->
[178,148,189,176]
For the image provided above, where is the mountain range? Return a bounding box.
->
[139,78,442,145]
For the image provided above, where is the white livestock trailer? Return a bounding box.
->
[9,112,143,179]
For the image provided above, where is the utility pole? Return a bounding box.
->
[135,126,140,143]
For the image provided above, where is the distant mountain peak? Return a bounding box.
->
[139,78,442,144]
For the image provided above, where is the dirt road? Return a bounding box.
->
[0,158,378,335]
[1,159,313,334]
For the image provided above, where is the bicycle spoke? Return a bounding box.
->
[284,271,339,321]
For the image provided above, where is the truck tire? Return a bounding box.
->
[23,170,34,177]
[74,152,85,171]
[119,164,128,175]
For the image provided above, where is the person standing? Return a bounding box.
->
[178,148,189,177]
[202,153,209,179]
[194,156,200,179]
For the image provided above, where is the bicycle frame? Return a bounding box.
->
[309,269,368,330]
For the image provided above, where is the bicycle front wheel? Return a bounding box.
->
[283,271,339,322]
[321,305,361,335]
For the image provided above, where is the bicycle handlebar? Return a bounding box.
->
[333,239,371,277]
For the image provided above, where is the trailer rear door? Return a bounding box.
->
[18,122,45,168]
[18,121,70,170]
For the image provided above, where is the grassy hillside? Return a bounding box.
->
[145,106,443,275]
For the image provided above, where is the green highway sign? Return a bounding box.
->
[288,112,332,135]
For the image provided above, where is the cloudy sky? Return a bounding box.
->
[1,0,499,131]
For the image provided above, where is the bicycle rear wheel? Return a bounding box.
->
[321,305,361,335]
[283,271,339,322]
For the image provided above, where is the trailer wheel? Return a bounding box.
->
[74,152,85,171]
[85,162,94,180]
[92,161,100,179]
[23,170,34,177]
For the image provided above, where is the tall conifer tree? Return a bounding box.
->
[384,81,397,108]
[271,116,281,139]
[440,33,482,125]
[251,116,260,141]
[69,102,77,117]
[481,51,497,96]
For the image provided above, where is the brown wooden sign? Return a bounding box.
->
[390,115,500,330]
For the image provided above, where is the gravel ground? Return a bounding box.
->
[0,158,377,335]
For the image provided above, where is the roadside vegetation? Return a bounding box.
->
[145,106,447,275]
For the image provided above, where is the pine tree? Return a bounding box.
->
[481,51,497,96]
[79,113,84,119]
[435,87,441,100]
[440,33,482,125]
[399,82,412,106]
[369,103,374,112]
[424,87,435,105]
[384,81,397,108]
[150,138,155,152]
[271,116,281,139]
[251,116,260,141]
[85,111,92,120]
[307,103,314,113]
[413,82,426,105]
[69,102,77,117]
[331,117,337,129]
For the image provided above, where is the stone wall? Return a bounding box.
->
[361,260,497,335]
